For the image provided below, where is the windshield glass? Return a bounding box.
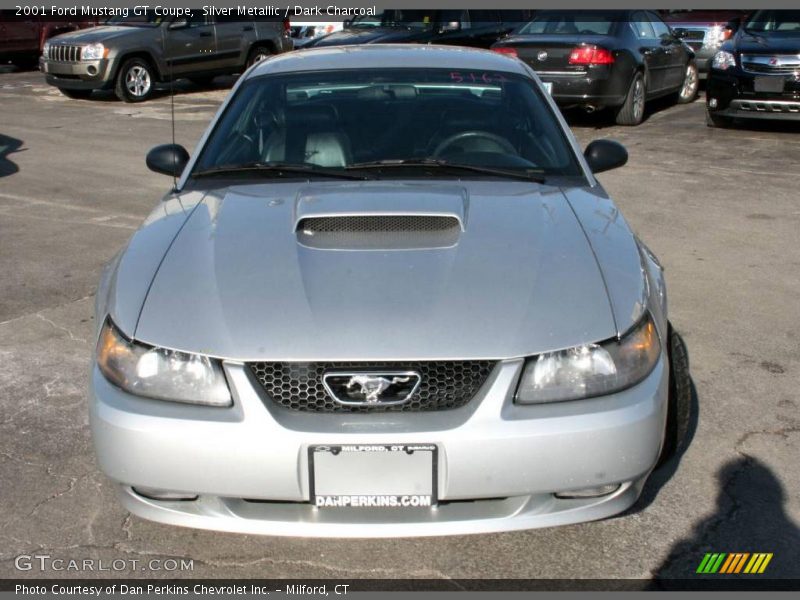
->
[193,68,582,179]
[106,14,164,27]
[518,11,620,35]
[744,10,800,33]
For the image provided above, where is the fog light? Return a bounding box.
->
[133,487,198,501]
[86,65,98,76]
[709,98,718,108]
[554,484,620,499]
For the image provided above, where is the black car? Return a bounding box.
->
[305,9,530,49]
[491,10,699,125]
[706,9,800,127]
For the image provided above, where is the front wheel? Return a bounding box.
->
[615,72,646,126]
[677,60,699,104]
[706,110,733,128]
[655,324,692,468]
[115,57,155,103]
[247,45,272,68]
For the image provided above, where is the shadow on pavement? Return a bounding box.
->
[0,133,24,177]
[652,456,800,585]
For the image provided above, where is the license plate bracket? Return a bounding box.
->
[754,76,787,93]
[309,444,438,509]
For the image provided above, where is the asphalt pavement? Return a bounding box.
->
[0,66,798,583]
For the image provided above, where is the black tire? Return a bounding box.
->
[115,57,155,103]
[58,88,92,100]
[615,71,646,126]
[247,45,273,68]
[706,110,733,128]
[677,60,699,104]
[656,324,692,468]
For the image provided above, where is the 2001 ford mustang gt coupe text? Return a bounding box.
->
[90,45,690,537]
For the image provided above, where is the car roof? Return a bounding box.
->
[247,44,531,78]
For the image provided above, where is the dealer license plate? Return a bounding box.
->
[309,444,437,508]
[754,76,787,93]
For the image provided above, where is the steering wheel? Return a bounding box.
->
[433,131,518,158]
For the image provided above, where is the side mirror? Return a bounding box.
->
[169,19,188,30]
[584,140,628,174]
[146,144,189,177]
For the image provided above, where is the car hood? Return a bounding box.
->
[132,181,640,361]
[733,31,800,53]
[50,25,149,44]
[308,27,424,47]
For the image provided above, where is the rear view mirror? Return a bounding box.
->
[584,140,628,174]
[146,144,189,177]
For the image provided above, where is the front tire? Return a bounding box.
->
[115,57,155,103]
[677,60,699,104]
[247,45,273,68]
[656,324,691,468]
[706,110,733,128]
[615,72,646,126]
[58,88,92,100]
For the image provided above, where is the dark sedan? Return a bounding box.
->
[305,9,528,50]
[706,10,800,127]
[492,10,699,125]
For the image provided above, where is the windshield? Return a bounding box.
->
[518,11,620,35]
[744,10,800,33]
[106,14,164,27]
[193,68,583,180]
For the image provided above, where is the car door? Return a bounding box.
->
[164,14,216,77]
[649,11,688,90]
[629,11,667,93]
[212,16,254,70]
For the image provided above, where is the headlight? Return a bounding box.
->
[711,50,736,71]
[515,313,660,404]
[42,41,51,57]
[96,320,232,407]
[81,43,108,61]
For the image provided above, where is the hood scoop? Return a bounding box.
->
[297,215,461,250]
[294,183,467,250]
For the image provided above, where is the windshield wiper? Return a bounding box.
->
[347,159,547,183]
[192,162,371,180]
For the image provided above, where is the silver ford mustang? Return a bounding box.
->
[90,45,690,537]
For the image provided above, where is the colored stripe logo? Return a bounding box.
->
[696,553,773,574]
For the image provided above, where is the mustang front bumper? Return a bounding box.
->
[90,357,668,537]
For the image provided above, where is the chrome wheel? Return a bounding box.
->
[632,78,645,121]
[125,65,151,98]
[680,64,699,101]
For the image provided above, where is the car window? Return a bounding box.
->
[649,13,673,40]
[519,11,617,36]
[744,10,800,33]
[630,12,656,40]
[193,68,583,179]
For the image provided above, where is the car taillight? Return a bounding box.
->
[721,27,733,42]
[492,47,518,58]
[283,18,291,33]
[568,45,614,65]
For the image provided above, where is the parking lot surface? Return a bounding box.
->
[1,67,798,582]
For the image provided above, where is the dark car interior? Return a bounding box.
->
[196,69,580,176]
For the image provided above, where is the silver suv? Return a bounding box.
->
[39,13,291,102]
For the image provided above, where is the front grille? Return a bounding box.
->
[741,54,800,75]
[48,45,82,62]
[248,361,496,412]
